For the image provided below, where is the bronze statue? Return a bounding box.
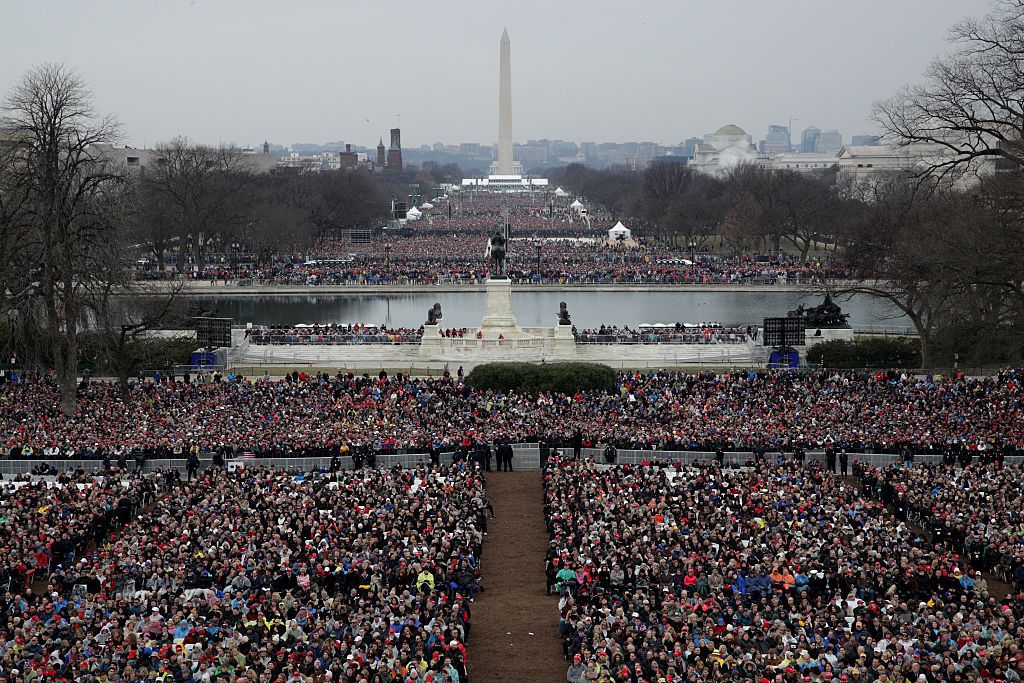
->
[425,302,442,325]
[558,301,572,325]
[787,295,850,328]
[487,229,507,277]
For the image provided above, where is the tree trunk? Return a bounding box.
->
[176,240,188,273]
[192,229,204,272]
[909,315,932,370]
[59,364,77,416]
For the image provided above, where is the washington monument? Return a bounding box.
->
[491,28,522,176]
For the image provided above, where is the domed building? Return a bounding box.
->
[690,123,760,176]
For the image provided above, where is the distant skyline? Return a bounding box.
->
[1,0,991,149]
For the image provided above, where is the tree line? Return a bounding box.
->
[551,0,1024,368]
[0,65,437,411]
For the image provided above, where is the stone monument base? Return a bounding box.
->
[478,277,523,339]
[804,327,855,348]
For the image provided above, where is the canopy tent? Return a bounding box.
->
[420,202,434,210]
[554,187,569,197]
[608,222,632,240]
[406,206,422,220]
[569,199,584,210]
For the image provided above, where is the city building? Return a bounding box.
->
[767,151,839,172]
[339,144,359,169]
[376,139,386,167]
[688,124,759,175]
[514,143,548,169]
[386,128,403,172]
[816,129,843,154]
[800,126,821,153]
[851,135,881,146]
[764,125,791,155]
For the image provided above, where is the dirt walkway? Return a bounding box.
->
[469,470,564,682]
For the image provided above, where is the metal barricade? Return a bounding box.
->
[5,446,1020,477]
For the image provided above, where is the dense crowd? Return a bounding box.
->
[246,325,424,345]
[547,459,1024,682]
[0,464,486,682]
[139,194,847,286]
[187,242,840,288]
[0,470,173,593]
[2,369,1022,459]
[575,324,750,345]
[860,463,1024,591]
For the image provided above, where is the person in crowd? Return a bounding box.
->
[0,463,484,682]
[3,368,1022,460]
[860,461,1024,587]
[547,457,1024,682]
[164,194,847,289]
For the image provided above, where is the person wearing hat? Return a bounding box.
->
[567,653,586,682]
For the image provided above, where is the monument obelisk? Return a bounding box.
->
[496,28,514,175]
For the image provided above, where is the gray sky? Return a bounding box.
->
[2,0,991,149]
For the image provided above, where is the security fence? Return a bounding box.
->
[2,443,1015,478]
[576,448,1024,470]
[0,444,542,477]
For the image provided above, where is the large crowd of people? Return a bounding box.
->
[859,462,1024,591]
[186,242,840,288]
[1,368,1022,460]
[0,470,173,593]
[0,463,486,682]
[1,360,1024,681]
[547,458,1024,682]
[245,324,424,345]
[574,323,750,345]
[139,194,848,287]
[242,323,750,347]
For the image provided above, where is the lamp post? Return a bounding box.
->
[536,243,542,275]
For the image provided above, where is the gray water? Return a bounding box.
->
[193,291,906,329]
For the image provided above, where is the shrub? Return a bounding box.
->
[465,362,616,394]
[807,337,922,369]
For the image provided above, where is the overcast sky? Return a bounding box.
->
[1,0,991,149]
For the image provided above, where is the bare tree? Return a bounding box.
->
[91,279,190,390]
[873,0,1024,177]
[132,178,179,272]
[0,64,125,413]
[718,192,761,256]
[658,175,728,249]
[830,173,961,368]
[775,169,843,260]
[143,137,254,273]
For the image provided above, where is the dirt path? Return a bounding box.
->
[469,470,564,682]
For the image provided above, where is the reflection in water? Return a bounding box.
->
[193,291,905,329]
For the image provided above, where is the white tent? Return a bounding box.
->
[554,187,569,197]
[406,206,422,220]
[608,222,632,240]
[420,202,434,210]
[570,199,584,209]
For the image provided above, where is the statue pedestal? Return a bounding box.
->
[479,277,522,339]
[803,327,854,348]
[420,324,442,350]
[553,323,576,356]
